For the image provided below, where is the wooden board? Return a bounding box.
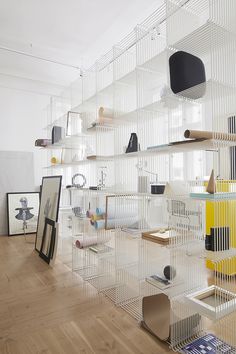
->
[142,229,171,245]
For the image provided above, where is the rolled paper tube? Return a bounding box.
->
[107,210,137,219]
[98,107,114,119]
[98,117,113,124]
[95,217,138,230]
[75,235,111,249]
[96,206,137,219]
[91,214,104,221]
[94,220,105,230]
[75,240,81,248]
[184,129,236,142]
[96,207,105,215]
[86,209,96,218]
[107,217,138,229]
[99,205,138,219]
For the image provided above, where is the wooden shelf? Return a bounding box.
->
[87,139,218,162]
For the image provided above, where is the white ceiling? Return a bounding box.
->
[0,0,163,90]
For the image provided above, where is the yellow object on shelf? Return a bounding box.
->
[206,180,236,275]
[51,156,58,164]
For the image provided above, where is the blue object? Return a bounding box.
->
[181,334,236,354]
[95,207,105,215]
[190,192,236,200]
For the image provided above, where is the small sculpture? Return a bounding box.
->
[97,167,107,189]
[71,173,86,189]
[206,169,215,194]
[126,133,138,153]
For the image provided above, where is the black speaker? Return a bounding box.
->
[169,51,206,99]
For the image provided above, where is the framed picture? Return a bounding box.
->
[39,218,56,264]
[7,192,40,236]
[66,111,81,136]
[35,176,62,252]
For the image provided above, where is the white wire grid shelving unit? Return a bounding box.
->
[40,0,236,352]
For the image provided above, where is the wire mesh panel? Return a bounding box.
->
[38,0,236,350]
[113,31,136,82]
[165,0,236,352]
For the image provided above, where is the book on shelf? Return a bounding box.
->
[89,245,113,254]
[87,155,111,160]
[145,275,172,290]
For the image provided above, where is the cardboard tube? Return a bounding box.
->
[96,207,105,215]
[75,235,111,249]
[96,207,137,219]
[184,129,236,142]
[98,107,114,119]
[94,220,106,230]
[94,217,138,230]
[97,117,113,124]
[91,214,104,221]
[86,209,96,218]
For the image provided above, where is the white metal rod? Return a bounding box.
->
[0,45,81,71]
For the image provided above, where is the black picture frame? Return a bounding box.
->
[6,192,40,236]
[35,175,62,252]
[39,218,56,264]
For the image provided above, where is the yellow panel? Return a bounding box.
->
[206,181,236,275]
[206,258,236,276]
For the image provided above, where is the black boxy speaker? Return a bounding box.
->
[169,51,206,99]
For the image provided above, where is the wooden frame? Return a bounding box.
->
[39,218,56,264]
[7,192,40,236]
[35,175,62,252]
[66,111,81,136]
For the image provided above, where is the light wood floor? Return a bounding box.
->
[0,235,173,354]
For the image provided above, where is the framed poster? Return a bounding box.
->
[39,218,56,264]
[35,176,62,252]
[7,192,40,236]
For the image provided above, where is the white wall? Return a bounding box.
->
[0,85,50,186]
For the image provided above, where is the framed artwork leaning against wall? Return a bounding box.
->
[7,192,40,236]
[35,175,62,252]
